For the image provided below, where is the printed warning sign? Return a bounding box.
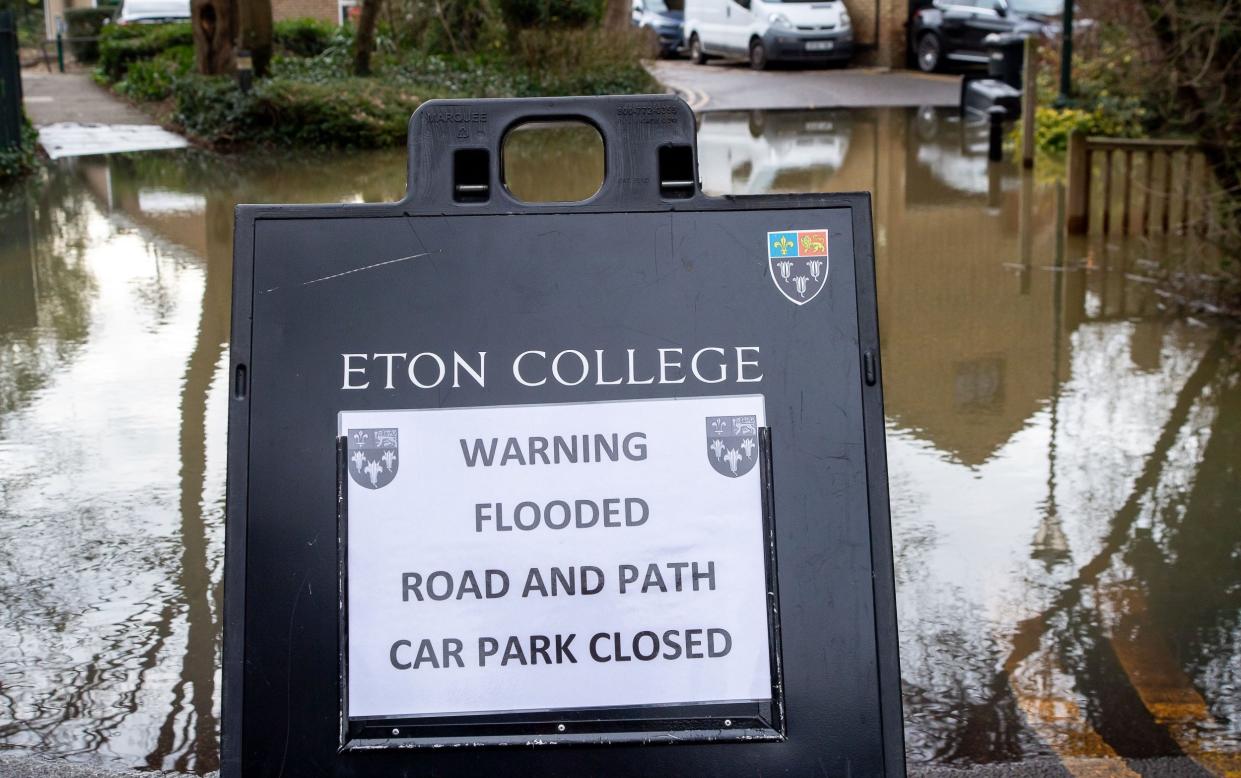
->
[339,395,773,719]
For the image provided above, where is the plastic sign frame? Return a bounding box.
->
[223,95,904,777]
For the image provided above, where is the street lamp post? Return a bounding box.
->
[1056,0,1075,106]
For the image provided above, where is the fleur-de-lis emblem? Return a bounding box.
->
[723,448,743,474]
[710,438,726,460]
[772,234,796,256]
[740,437,756,459]
[363,459,384,486]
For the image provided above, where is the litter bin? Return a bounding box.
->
[985,32,1026,90]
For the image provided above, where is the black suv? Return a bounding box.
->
[910,0,1049,72]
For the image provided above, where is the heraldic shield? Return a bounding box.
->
[347,428,399,490]
[705,415,759,478]
[768,230,829,305]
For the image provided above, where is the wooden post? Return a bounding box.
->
[1140,150,1153,235]
[1180,151,1193,234]
[1161,151,1173,234]
[1101,149,1112,235]
[1066,130,1088,233]
[1022,36,1036,168]
[1121,150,1132,234]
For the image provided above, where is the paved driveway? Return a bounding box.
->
[648,59,960,112]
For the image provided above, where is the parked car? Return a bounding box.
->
[114,0,190,25]
[909,0,1049,72]
[632,0,686,57]
[683,0,854,70]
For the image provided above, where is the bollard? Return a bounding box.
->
[236,49,253,93]
[988,105,1006,162]
[0,10,22,153]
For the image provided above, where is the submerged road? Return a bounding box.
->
[648,59,961,112]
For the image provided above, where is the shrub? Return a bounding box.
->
[98,22,193,81]
[395,0,506,55]
[64,7,114,62]
[1030,105,1143,154]
[0,115,40,182]
[171,75,432,148]
[274,18,339,57]
[498,0,604,28]
[115,44,194,101]
[510,28,658,96]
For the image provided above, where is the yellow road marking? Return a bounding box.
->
[1106,584,1241,777]
[1009,643,1141,777]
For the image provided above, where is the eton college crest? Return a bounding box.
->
[347,428,399,490]
[768,229,829,305]
[705,415,759,478]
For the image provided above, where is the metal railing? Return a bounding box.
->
[1,10,22,153]
[1067,131,1207,236]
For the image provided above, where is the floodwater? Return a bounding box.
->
[1,107,1238,774]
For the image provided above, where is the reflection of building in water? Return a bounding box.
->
[701,107,1079,465]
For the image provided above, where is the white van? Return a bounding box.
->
[683,0,854,69]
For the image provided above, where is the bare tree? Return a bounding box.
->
[353,0,383,76]
[191,0,235,74]
[1137,0,1241,205]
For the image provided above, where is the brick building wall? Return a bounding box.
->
[844,0,911,68]
[272,0,339,23]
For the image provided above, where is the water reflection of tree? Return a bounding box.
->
[0,159,233,772]
[142,195,231,773]
[0,173,97,429]
[1001,335,1240,766]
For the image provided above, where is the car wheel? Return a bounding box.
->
[749,38,768,70]
[690,34,707,65]
[916,32,941,73]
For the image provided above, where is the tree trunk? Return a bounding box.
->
[353,0,382,76]
[191,0,235,75]
[235,0,273,77]
[602,0,628,31]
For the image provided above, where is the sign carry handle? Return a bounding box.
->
[403,95,702,211]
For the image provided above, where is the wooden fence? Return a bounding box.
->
[1066,132,1209,236]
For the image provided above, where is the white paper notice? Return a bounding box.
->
[339,395,772,719]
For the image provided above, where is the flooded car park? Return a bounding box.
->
[0,106,1237,774]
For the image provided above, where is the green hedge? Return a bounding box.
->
[273,18,339,57]
[172,75,428,148]
[94,19,658,150]
[98,22,193,81]
[115,44,194,101]
[0,115,40,182]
